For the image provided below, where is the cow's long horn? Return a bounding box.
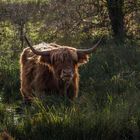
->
[24,36,51,55]
[77,37,102,54]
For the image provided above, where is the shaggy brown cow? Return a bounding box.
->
[20,36,102,102]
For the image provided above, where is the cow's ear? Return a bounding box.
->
[77,53,89,65]
[38,55,51,65]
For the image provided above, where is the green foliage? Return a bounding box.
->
[1,41,140,139]
[0,0,140,139]
[80,42,140,101]
[0,93,140,140]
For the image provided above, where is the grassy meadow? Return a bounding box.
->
[0,0,140,140]
[1,39,140,140]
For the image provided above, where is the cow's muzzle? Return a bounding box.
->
[60,69,74,84]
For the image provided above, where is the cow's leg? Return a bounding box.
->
[67,76,79,100]
[20,87,33,105]
[67,86,78,100]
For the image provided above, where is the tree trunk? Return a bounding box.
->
[19,23,25,49]
[106,0,125,42]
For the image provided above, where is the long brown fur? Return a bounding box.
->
[20,43,89,101]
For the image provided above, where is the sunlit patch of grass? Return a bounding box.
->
[0,93,137,140]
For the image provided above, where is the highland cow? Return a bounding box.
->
[20,36,102,102]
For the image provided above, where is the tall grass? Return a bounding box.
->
[0,41,140,139]
[0,57,21,103]
[1,94,140,140]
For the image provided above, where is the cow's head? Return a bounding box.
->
[24,36,102,86]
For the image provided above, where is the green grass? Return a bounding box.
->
[0,0,140,139]
[1,94,140,140]
[0,14,140,139]
[0,41,140,139]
